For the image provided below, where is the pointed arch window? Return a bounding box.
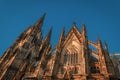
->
[64,53,68,64]
[75,53,78,64]
[71,54,73,65]
[73,53,78,65]
[68,54,70,65]
[73,53,76,64]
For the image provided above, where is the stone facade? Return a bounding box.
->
[110,53,120,79]
[0,14,118,80]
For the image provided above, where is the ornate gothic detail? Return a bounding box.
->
[0,14,118,80]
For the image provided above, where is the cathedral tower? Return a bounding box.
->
[0,14,116,80]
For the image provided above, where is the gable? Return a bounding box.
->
[63,26,82,47]
[64,33,81,53]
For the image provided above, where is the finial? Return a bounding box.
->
[97,36,102,44]
[82,23,86,34]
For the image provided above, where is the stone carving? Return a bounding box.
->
[0,13,118,80]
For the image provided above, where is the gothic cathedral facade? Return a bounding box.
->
[0,14,117,80]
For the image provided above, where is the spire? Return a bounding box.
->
[97,36,102,46]
[82,24,86,35]
[34,13,46,30]
[44,27,52,44]
[60,27,65,40]
[31,13,46,42]
[104,41,108,50]
[58,27,65,46]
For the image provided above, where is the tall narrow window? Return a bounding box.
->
[64,53,68,64]
[71,54,73,65]
[68,54,70,65]
[75,53,78,64]
[73,53,76,64]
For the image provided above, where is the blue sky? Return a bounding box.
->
[0,0,120,56]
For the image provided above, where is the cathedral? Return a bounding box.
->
[0,14,118,80]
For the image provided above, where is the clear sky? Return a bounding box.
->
[0,0,120,56]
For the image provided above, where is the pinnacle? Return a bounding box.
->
[82,24,86,34]
[34,13,46,30]
[44,27,52,44]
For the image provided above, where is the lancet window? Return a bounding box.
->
[63,52,78,65]
[73,53,78,65]
[64,53,68,64]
